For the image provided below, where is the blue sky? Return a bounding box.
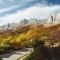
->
[0,0,60,25]
[48,0,60,4]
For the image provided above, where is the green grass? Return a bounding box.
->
[24,52,34,60]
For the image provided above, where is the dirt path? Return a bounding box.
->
[0,48,32,60]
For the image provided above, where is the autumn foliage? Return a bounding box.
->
[0,24,60,52]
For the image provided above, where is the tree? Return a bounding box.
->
[33,40,45,60]
[20,19,28,25]
[7,23,10,29]
[50,11,58,24]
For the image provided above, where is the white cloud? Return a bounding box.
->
[0,5,60,26]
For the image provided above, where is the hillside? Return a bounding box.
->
[0,23,60,53]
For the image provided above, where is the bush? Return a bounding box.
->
[24,40,45,60]
[0,46,5,53]
[0,44,11,53]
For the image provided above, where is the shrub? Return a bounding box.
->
[24,40,45,60]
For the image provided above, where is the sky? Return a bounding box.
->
[0,0,60,25]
